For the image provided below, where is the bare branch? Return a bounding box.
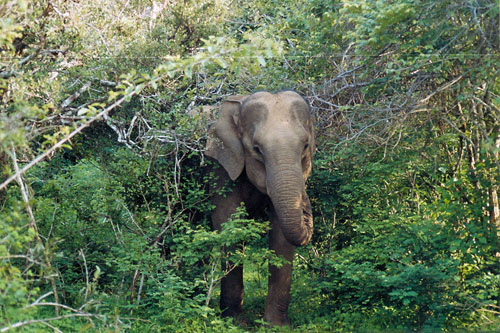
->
[79,249,90,303]
[33,291,54,305]
[137,273,145,303]
[60,82,91,110]
[39,321,63,333]
[0,255,43,266]
[99,79,117,87]
[11,147,36,226]
[0,313,96,332]
[418,76,463,105]
[0,93,133,192]
[27,302,87,314]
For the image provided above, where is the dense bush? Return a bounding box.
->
[1,0,499,331]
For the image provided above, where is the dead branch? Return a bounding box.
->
[0,92,134,192]
[60,82,91,110]
[79,249,90,303]
[0,313,96,332]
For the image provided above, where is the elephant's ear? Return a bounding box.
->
[205,95,247,181]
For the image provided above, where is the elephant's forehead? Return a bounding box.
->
[242,93,309,123]
[240,100,269,125]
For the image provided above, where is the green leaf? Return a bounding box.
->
[257,55,266,67]
[184,65,193,79]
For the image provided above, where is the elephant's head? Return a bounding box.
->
[206,91,314,246]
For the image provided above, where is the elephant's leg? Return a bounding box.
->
[220,261,244,317]
[210,167,246,317]
[213,210,245,317]
[264,210,295,326]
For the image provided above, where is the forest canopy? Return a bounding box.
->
[1,0,499,331]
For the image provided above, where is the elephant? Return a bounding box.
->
[204,90,315,326]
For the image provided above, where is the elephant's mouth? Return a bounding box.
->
[301,207,313,235]
[301,193,313,220]
[293,195,313,245]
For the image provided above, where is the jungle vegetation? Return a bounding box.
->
[1,0,499,331]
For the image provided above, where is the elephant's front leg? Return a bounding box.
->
[264,210,295,326]
[213,220,245,318]
[210,168,246,318]
[220,259,244,317]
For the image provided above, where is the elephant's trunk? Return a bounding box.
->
[266,159,313,247]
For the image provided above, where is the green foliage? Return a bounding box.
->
[174,204,272,268]
[308,127,500,330]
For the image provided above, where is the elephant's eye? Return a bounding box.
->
[304,143,309,151]
[253,146,263,155]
